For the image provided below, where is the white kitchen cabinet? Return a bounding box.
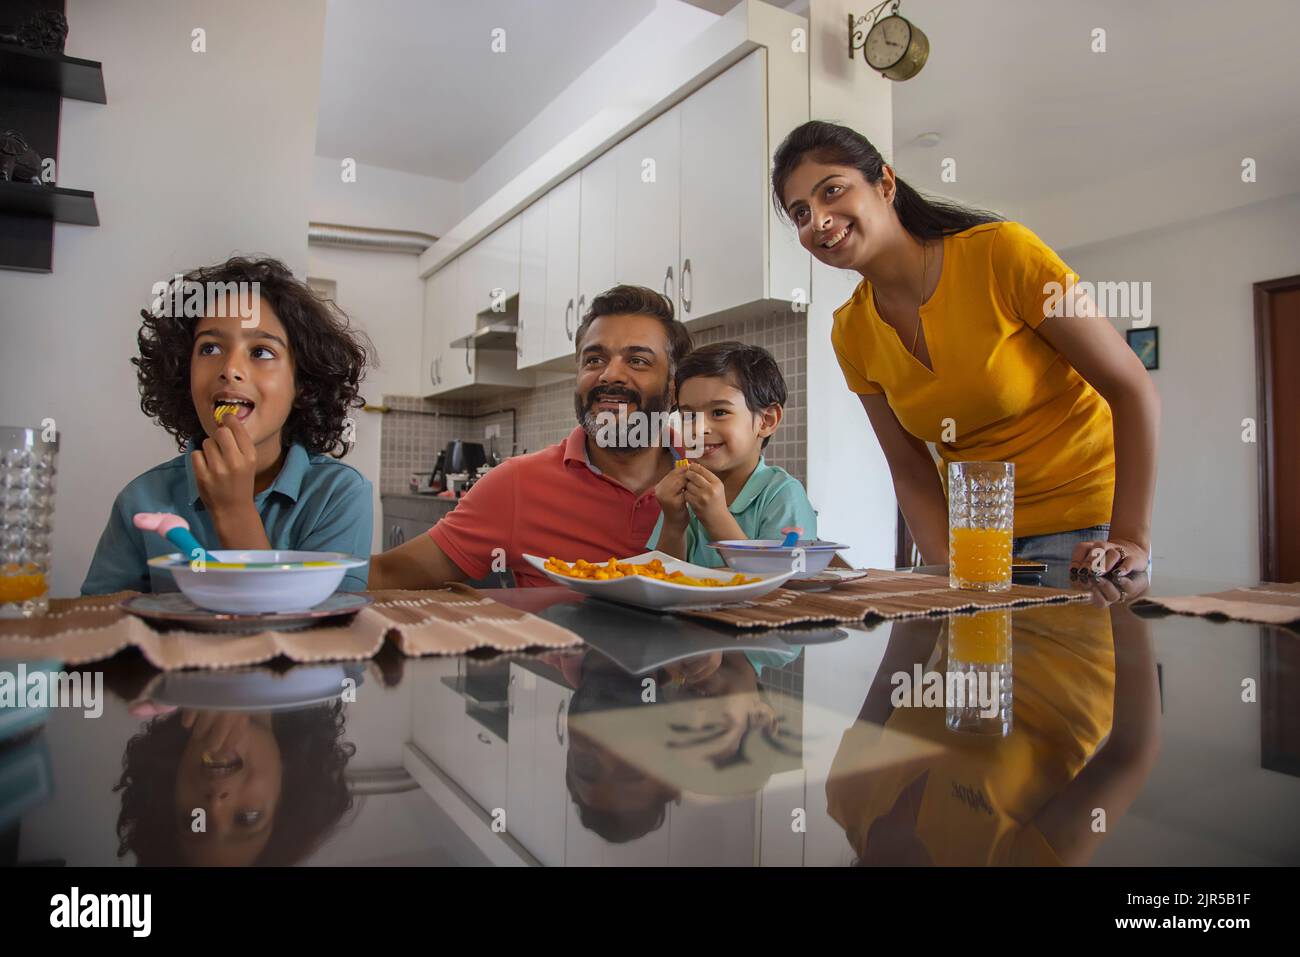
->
[517,200,547,368]
[577,149,618,330]
[477,216,522,316]
[614,106,681,318]
[420,260,458,396]
[541,173,581,366]
[679,49,768,324]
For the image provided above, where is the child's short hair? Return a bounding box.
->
[675,341,786,448]
[133,256,374,458]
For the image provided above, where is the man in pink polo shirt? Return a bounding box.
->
[370,285,693,588]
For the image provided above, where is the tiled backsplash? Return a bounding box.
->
[379,307,807,494]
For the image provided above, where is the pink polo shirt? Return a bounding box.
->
[428,426,664,587]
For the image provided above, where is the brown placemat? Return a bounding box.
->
[678,569,1091,629]
[1134,582,1300,626]
[0,585,582,670]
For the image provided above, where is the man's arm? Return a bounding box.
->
[369,532,469,590]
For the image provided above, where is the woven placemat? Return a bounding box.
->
[678,570,1091,629]
[1134,582,1300,626]
[0,585,582,670]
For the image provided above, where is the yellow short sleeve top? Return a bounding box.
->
[831,221,1115,536]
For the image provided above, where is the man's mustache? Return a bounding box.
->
[585,388,642,408]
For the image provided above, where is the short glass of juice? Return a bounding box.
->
[948,460,1013,592]
[1,426,59,618]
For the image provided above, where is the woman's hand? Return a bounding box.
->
[1070,536,1149,578]
[192,416,258,516]
[1082,570,1150,608]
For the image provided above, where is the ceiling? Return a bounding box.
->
[316,0,658,179]
[889,0,1300,248]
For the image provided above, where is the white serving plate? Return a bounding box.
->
[522,550,794,611]
[147,550,369,614]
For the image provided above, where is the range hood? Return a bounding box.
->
[450,294,519,351]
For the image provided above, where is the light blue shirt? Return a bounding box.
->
[80,441,372,595]
[646,458,819,568]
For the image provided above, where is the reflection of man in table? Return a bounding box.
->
[826,601,1160,865]
[552,649,778,844]
[370,285,692,590]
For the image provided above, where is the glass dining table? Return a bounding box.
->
[4,565,1297,868]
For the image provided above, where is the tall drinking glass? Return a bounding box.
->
[948,460,1014,592]
[1,426,59,618]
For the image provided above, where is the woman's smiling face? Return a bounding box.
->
[782,158,895,271]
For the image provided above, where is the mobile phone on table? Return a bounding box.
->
[1011,560,1047,583]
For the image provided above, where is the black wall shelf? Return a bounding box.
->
[0,45,106,103]
[0,180,98,225]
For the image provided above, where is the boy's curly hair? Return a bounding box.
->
[133,256,375,458]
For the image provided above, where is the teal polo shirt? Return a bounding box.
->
[646,458,818,568]
[80,440,372,595]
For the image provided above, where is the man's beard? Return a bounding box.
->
[575,384,673,454]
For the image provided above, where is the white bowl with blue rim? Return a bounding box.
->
[707,539,848,577]
[147,550,369,614]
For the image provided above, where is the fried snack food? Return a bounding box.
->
[544,556,758,587]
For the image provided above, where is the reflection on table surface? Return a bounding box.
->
[4,571,1298,866]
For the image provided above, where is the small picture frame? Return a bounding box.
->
[1126,326,1159,370]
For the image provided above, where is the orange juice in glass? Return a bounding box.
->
[946,609,1013,736]
[948,461,1013,592]
[1,426,59,618]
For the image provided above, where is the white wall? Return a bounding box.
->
[306,159,463,553]
[0,0,327,598]
[306,247,424,553]
[805,0,898,570]
[311,157,462,236]
[1061,194,1300,582]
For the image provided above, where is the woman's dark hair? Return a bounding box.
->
[771,120,1002,240]
[113,702,357,866]
[676,341,786,449]
[573,284,694,375]
[134,256,374,458]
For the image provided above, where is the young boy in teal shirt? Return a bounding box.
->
[650,341,817,566]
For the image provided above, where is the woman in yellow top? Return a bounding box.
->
[772,121,1159,574]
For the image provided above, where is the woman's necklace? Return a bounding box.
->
[908,240,929,357]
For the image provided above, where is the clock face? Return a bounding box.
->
[865,16,911,69]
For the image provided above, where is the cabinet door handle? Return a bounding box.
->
[555,698,567,745]
[434,356,441,385]
[663,264,674,302]
[430,357,438,387]
[564,298,574,341]
[465,346,472,374]
[682,258,693,313]
[577,293,586,328]
[477,732,491,745]
[395,525,405,546]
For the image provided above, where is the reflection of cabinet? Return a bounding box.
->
[409,659,507,817]
[505,664,571,866]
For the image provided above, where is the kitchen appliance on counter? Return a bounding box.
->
[411,440,488,495]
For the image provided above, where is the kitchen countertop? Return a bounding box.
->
[5,567,1297,867]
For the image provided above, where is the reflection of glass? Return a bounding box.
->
[0,426,58,618]
[948,461,1013,592]
[945,610,1012,737]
